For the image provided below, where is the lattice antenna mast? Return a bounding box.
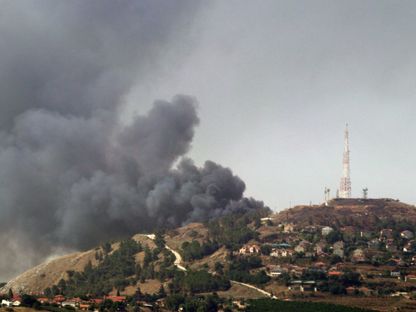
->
[339,124,352,198]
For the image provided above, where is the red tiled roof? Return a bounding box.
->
[106,296,126,303]
[328,271,342,276]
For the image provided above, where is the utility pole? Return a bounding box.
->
[324,187,331,204]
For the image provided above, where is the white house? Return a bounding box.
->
[61,301,77,308]
[270,248,294,258]
[239,244,260,255]
[12,300,21,307]
[321,226,334,236]
[400,230,414,240]
[1,300,12,307]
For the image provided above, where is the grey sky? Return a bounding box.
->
[126,0,416,209]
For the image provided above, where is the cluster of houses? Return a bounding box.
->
[0,294,127,309]
[236,222,416,297]
[1,295,23,307]
[239,223,416,264]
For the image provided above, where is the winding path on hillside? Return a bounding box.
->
[164,244,187,272]
[143,234,273,298]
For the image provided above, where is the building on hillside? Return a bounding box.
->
[403,240,416,253]
[405,274,416,282]
[380,229,393,240]
[53,295,66,304]
[271,243,291,249]
[239,244,260,255]
[295,240,312,253]
[283,223,295,233]
[328,271,342,277]
[260,217,273,225]
[302,226,318,234]
[79,303,90,311]
[313,262,328,270]
[400,230,414,240]
[288,280,317,292]
[90,298,103,305]
[340,226,356,240]
[385,239,398,252]
[105,296,127,303]
[267,265,287,277]
[351,248,366,263]
[333,241,345,258]
[61,301,77,308]
[390,271,401,278]
[368,238,380,250]
[386,258,405,267]
[321,226,334,236]
[37,297,49,304]
[1,300,12,307]
[314,241,327,256]
[270,248,294,258]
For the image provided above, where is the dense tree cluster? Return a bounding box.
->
[181,240,219,261]
[226,256,270,285]
[167,269,230,295]
[207,212,261,249]
[246,299,373,312]
[165,293,226,312]
[45,239,144,297]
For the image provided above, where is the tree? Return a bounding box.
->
[165,294,185,311]
[260,244,272,256]
[330,255,342,264]
[326,231,343,244]
[21,295,38,308]
[143,246,152,268]
[329,282,346,295]
[44,287,52,298]
[154,231,166,249]
[8,288,13,299]
[214,262,224,275]
[103,242,112,254]
[158,285,166,298]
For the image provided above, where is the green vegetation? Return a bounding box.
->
[246,299,374,312]
[165,293,224,312]
[46,238,144,297]
[168,269,230,294]
[181,240,219,261]
[226,256,270,285]
[207,212,260,249]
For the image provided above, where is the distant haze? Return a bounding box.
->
[1,0,416,280]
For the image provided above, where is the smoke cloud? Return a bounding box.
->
[0,1,266,280]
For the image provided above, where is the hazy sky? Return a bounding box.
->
[126,0,416,209]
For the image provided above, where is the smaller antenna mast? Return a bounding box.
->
[362,187,368,199]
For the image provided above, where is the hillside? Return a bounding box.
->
[0,250,98,294]
[0,236,156,294]
[2,199,416,311]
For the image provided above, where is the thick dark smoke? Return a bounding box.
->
[0,1,266,280]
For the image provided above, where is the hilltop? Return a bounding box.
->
[271,198,416,230]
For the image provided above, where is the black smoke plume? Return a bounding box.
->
[0,1,266,280]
